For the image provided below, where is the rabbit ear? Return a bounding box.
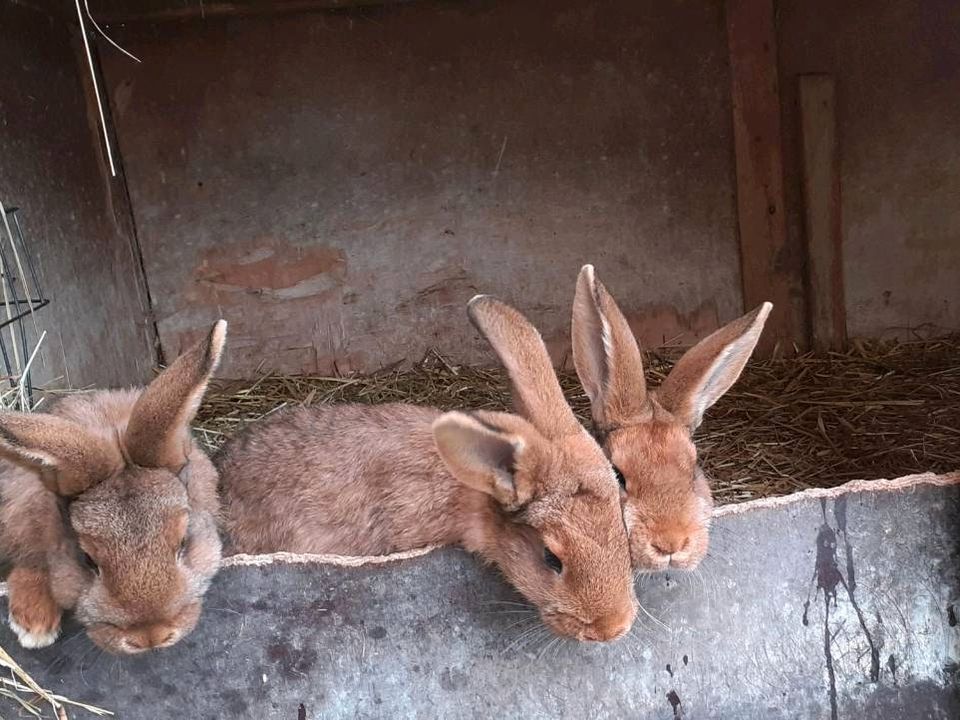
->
[125,320,227,471]
[468,296,582,439]
[432,412,525,509]
[0,413,122,496]
[571,265,648,429]
[657,303,772,431]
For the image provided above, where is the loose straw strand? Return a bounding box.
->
[74,0,116,177]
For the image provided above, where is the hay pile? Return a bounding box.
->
[196,336,960,504]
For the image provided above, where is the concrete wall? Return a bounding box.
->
[0,2,154,390]
[3,473,959,718]
[99,0,742,377]
[778,0,960,339]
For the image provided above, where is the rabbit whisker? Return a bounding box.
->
[206,606,242,615]
[537,635,560,660]
[501,615,541,633]
[503,621,548,656]
[526,627,555,655]
[78,645,104,687]
[638,602,671,634]
[479,600,534,608]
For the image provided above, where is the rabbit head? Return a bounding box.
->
[433,297,637,642]
[0,321,226,654]
[572,265,771,572]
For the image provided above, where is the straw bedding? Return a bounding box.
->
[196,335,960,504]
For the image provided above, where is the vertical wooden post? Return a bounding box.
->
[799,74,846,351]
[725,0,798,355]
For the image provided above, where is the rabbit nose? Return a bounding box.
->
[124,635,148,652]
[125,624,179,651]
[147,624,180,648]
[583,607,635,642]
[651,534,690,557]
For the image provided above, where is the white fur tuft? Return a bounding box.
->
[621,503,637,535]
[9,614,60,649]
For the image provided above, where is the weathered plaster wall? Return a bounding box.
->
[99,0,742,377]
[0,1,154,389]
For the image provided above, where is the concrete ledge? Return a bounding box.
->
[2,472,958,719]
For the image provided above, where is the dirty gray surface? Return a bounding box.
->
[3,481,958,719]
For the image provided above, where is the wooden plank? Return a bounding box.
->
[725,0,799,355]
[799,74,846,351]
[88,0,417,24]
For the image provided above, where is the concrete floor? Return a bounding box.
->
[2,473,958,719]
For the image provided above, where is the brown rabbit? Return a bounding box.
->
[218,297,637,642]
[571,265,771,571]
[0,321,227,654]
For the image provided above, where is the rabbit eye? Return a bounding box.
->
[613,465,627,490]
[543,547,563,574]
[177,537,189,561]
[81,552,100,575]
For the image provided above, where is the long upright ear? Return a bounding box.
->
[0,413,122,496]
[125,320,227,470]
[432,412,525,509]
[468,296,582,439]
[571,264,648,430]
[656,303,772,431]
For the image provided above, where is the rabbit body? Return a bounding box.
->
[0,322,226,654]
[220,403,460,555]
[218,298,638,642]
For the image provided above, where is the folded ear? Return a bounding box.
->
[432,412,525,509]
[571,264,648,430]
[125,320,227,471]
[468,296,582,439]
[0,413,122,496]
[656,303,772,431]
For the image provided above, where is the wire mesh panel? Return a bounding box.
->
[0,205,49,409]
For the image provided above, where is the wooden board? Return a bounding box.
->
[799,74,846,351]
[88,0,418,23]
[726,0,799,355]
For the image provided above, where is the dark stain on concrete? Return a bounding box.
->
[439,667,468,692]
[834,497,882,684]
[666,689,684,718]
[804,498,884,720]
[220,689,248,716]
[267,643,319,680]
[806,498,844,720]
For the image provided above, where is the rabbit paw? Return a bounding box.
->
[7,567,61,649]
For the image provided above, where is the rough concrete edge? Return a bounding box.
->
[712,470,960,517]
[0,471,955,601]
[0,546,441,599]
[221,544,440,569]
[222,469,960,568]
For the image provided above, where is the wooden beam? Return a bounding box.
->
[89,0,416,24]
[725,0,799,355]
[799,74,846,351]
